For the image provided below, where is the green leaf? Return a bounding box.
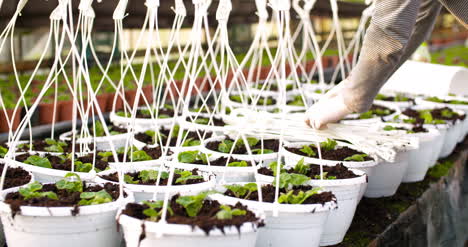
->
[383,125,397,131]
[175,170,203,184]
[194,118,210,125]
[441,109,454,118]
[293,158,310,175]
[359,111,374,119]
[139,170,164,182]
[0,145,8,158]
[218,140,234,153]
[419,110,434,124]
[274,173,311,190]
[269,162,285,176]
[224,183,258,199]
[251,148,274,154]
[19,182,58,200]
[178,151,199,163]
[24,155,52,169]
[344,154,368,162]
[320,139,337,151]
[75,161,93,173]
[124,174,139,184]
[131,150,153,162]
[56,172,83,192]
[175,192,213,217]
[227,161,248,167]
[278,187,321,204]
[216,205,247,220]
[78,190,113,206]
[299,145,316,157]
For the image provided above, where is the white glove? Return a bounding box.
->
[305,83,353,129]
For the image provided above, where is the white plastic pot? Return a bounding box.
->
[0,170,35,247]
[365,150,410,198]
[416,96,468,141]
[340,102,401,126]
[59,130,133,151]
[438,121,462,158]
[96,167,215,202]
[108,158,164,170]
[168,161,256,183]
[404,128,440,182]
[0,185,134,247]
[210,186,337,247]
[118,199,263,247]
[281,142,377,200]
[256,169,367,246]
[110,110,175,130]
[176,113,228,136]
[202,136,279,167]
[10,153,97,183]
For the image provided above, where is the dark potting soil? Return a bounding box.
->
[100,169,205,185]
[206,138,280,155]
[383,125,428,133]
[189,157,254,167]
[15,153,109,172]
[377,95,414,103]
[185,117,227,127]
[101,146,164,163]
[344,104,395,120]
[136,128,213,146]
[285,145,373,162]
[4,182,123,215]
[15,140,95,153]
[122,195,263,235]
[136,108,175,119]
[0,164,32,189]
[225,184,336,205]
[258,163,359,179]
[402,107,464,125]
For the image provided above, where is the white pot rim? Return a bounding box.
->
[375,122,441,142]
[0,184,134,217]
[210,193,337,213]
[110,111,176,128]
[281,142,378,169]
[201,136,279,162]
[118,206,263,236]
[256,168,367,187]
[416,96,468,111]
[59,130,132,143]
[96,167,216,193]
[167,160,257,173]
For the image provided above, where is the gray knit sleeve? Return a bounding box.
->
[341,0,423,113]
[438,0,468,27]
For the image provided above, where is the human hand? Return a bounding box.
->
[305,83,353,129]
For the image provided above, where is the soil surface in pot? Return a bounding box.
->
[285,145,373,162]
[100,169,205,186]
[382,125,428,133]
[258,163,360,179]
[375,94,414,103]
[0,164,32,189]
[101,146,164,163]
[136,128,213,146]
[343,104,395,120]
[15,153,109,172]
[15,139,95,153]
[402,107,465,125]
[225,184,335,205]
[206,138,279,155]
[122,195,263,235]
[4,182,124,215]
[188,156,254,167]
[119,108,175,119]
[185,116,227,127]
[230,95,277,106]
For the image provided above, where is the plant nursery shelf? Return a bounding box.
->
[332,138,468,247]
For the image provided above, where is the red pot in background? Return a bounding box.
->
[0,108,22,133]
[59,100,75,121]
[142,85,154,105]
[124,89,137,108]
[39,102,60,125]
[106,92,124,112]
